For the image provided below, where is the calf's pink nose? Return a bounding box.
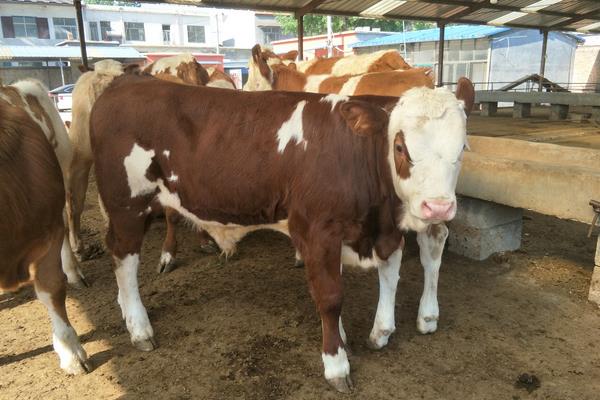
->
[421,200,456,221]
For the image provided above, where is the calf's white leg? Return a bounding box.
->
[368,248,402,349]
[416,223,448,334]
[114,253,156,350]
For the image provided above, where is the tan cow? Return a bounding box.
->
[0,87,91,375]
[67,55,219,270]
[0,79,86,288]
[206,67,237,89]
[245,46,434,95]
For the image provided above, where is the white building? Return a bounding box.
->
[0,0,287,86]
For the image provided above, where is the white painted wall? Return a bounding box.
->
[0,3,76,45]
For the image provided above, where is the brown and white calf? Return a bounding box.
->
[90,74,473,392]
[245,45,432,95]
[67,56,217,267]
[0,79,86,288]
[0,90,91,374]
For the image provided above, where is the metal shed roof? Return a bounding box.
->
[351,24,510,47]
[151,0,600,34]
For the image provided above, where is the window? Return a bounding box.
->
[162,24,170,43]
[125,22,145,41]
[13,16,38,38]
[100,21,111,40]
[187,25,205,43]
[260,26,285,44]
[88,21,99,41]
[53,17,78,39]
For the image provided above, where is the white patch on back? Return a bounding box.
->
[296,58,318,73]
[276,100,307,153]
[320,94,349,110]
[163,150,170,159]
[148,53,196,76]
[123,143,157,197]
[339,75,363,95]
[331,50,396,76]
[207,80,236,89]
[304,74,329,93]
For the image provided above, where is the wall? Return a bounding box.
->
[0,66,72,88]
[571,35,600,92]
[489,29,577,90]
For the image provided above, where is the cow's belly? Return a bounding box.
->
[157,181,289,256]
[341,245,384,270]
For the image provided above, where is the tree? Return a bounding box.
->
[275,15,434,36]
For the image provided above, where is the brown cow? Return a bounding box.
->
[90,74,473,392]
[0,95,91,374]
[245,45,433,95]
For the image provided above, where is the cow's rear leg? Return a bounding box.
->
[61,211,88,288]
[107,213,156,351]
[34,228,91,374]
[368,247,403,350]
[158,207,179,273]
[66,155,92,258]
[303,230,352,393]
[416,223,448,334]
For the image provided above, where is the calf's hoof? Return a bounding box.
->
[417,316,438,334]
[61,354,93,375]
[366,328,394,350]
[294,258,305,268]
[327,375,354,394]
[157,252,176,274]
[133,337,157,352]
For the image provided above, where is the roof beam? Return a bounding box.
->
[549,8,600,28]
[403,0,591,20]
[295,0,327,17]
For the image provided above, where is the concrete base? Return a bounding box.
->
[588,236,600,306]
[592,106,600,120]
[448,196,522,261]
[549,104,569,120]
[513,102,531,118]
[481,102,498,117]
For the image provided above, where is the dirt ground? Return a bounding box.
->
[1,177,600,400]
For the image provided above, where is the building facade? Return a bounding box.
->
[0,0,286,87]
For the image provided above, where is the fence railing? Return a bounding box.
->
[443,81,600,93]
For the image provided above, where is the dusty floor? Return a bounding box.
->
[1,178,600,400]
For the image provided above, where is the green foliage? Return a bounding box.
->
[275,15,434,36]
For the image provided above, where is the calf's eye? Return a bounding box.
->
[395,144,403,153]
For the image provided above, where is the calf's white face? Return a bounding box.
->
[387,87,468,231]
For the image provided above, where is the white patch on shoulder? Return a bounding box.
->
[341,245,383,269]
[123,143,157,198]
[276,100,307,153]
[320,94,349,111]
[148,53,195,76]
[331,50,395,76]
[207,79,236,89]
[167,172,178,183]
[163,150,170,159]
[304,74,329,93]
[339,75,363,95]
[322,347,350,379]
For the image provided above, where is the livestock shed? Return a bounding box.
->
[351,24,582,90]
[2,1,600,399]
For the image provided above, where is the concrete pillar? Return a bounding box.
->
[591,106,600,120]
[549,104,569,120]
[481,102,497,117]
[513,102,531,118]
[588,235,600,306]
[448,196,523,261]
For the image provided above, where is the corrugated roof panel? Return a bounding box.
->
[510,13,571,27]
[350,24,511,48]
[544,0,600,14]
[389,2,458,18]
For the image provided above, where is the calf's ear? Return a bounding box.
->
[340,100,388,137]
[281,50,298,61]
[455,77,475,117]
[251,44,272,81]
